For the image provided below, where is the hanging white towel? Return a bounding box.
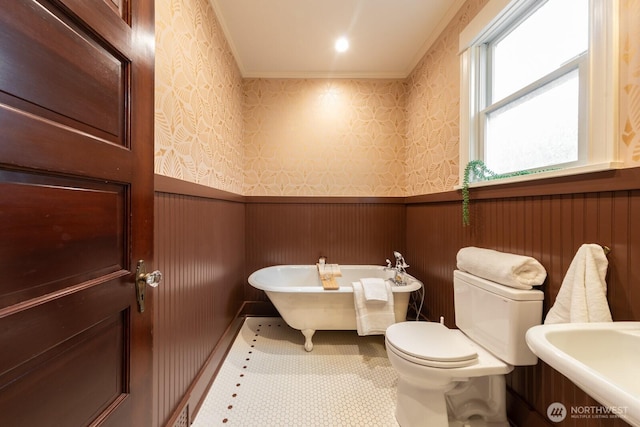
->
[352,281,395,336]
[545,244,612,324]
[360,278,389,302]
[456,246,547,289]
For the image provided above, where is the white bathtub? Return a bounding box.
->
[248,265,422,351]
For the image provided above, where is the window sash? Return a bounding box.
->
[458,0,619,187]
[484,70,582,173]
[485,0,588,103]
[480,53,586,119]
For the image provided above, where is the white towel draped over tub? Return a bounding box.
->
[456,246,547,289]
[360,277,389,302]
[545,244,612,324]
[352,280,394,336]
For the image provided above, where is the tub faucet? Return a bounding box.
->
[385,251,409,285]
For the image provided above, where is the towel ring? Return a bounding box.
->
[601,245,611,255]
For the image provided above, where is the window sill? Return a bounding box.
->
[454,162,623,190]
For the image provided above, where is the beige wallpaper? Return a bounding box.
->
[243,79,407,196]
[621,0,640,164]
[155,0,640,197]
[404,0,640,195]
[404,0,488,196]
[154,0,244,194]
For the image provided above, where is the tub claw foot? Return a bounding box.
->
[301,329,315,352]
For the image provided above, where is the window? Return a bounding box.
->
[459,0,620,185]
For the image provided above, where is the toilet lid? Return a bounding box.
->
[386,322,478,364]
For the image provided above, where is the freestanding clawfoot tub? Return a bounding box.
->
[248,265,422,351]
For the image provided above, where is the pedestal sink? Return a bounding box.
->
[526,322,640,427]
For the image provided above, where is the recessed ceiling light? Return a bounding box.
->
[335,37,349,53]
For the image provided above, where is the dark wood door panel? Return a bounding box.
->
[0,270,130,378]
[60,0,132,32]
[0,102,134,181]
[0,0,127,144]
[0,307,127,427]
[0,170,126,308]
[102,0,128,20]
[0,0,154,424]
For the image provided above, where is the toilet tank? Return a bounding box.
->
[453,270,544,366]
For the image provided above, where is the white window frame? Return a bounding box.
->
[459,0,621,187]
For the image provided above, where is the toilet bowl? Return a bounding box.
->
[385,270,544,427]
[386,322,512,427]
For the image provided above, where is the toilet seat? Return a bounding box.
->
[386,322,478,368]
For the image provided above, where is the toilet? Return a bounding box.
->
[385,270,544,427]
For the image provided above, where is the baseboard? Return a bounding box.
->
[240,300,279,317]
[167,315,244,427]
[171,303,281,426]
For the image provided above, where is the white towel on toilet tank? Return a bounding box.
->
[545,244,612,324]
[352,281,394,336]
[456,246,547,289]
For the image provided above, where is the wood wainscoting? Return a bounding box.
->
[154,167,639,427]
[153,177,407,426]
[153,176,245,427]
[244,196,407,302]
[406,167,639,427]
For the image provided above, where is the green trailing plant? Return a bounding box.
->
[462,160,548,226]
[462,160,495,226]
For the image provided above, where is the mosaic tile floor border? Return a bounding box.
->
[192,317,399,426]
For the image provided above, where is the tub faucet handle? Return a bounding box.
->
[318,256,326,265]
[393,251,409,269]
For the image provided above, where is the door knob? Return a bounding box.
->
[142,270,162,287]
[135,260,162,312]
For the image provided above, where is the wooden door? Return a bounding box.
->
[0,0,154,425]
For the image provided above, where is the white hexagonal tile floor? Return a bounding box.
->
[192,317,399,426]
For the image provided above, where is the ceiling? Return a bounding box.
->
[209,0,466,79]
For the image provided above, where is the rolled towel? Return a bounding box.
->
[456,246,546,289]
[360,278,389,302]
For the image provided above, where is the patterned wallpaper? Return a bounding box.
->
[404,0,488,195]
[154,0,640,197]
[154,0,244,194]
[404,0,640,195]
[621,0,640,164]
[243,79,406,196]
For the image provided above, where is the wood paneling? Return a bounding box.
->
[0,0,154,424]
[153,187,245,427]
[103,0,129,19]
[245,201,406,301]
[0,310,125,426]
[407,170,640,427]
[155,168,640,427]
[0,282,132,427]
[0,0,127,144]
[406,201,463,326]
[0,170,125,308]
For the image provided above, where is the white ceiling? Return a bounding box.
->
[210,0,466,79]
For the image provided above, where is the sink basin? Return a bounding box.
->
[526,322,640,427]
